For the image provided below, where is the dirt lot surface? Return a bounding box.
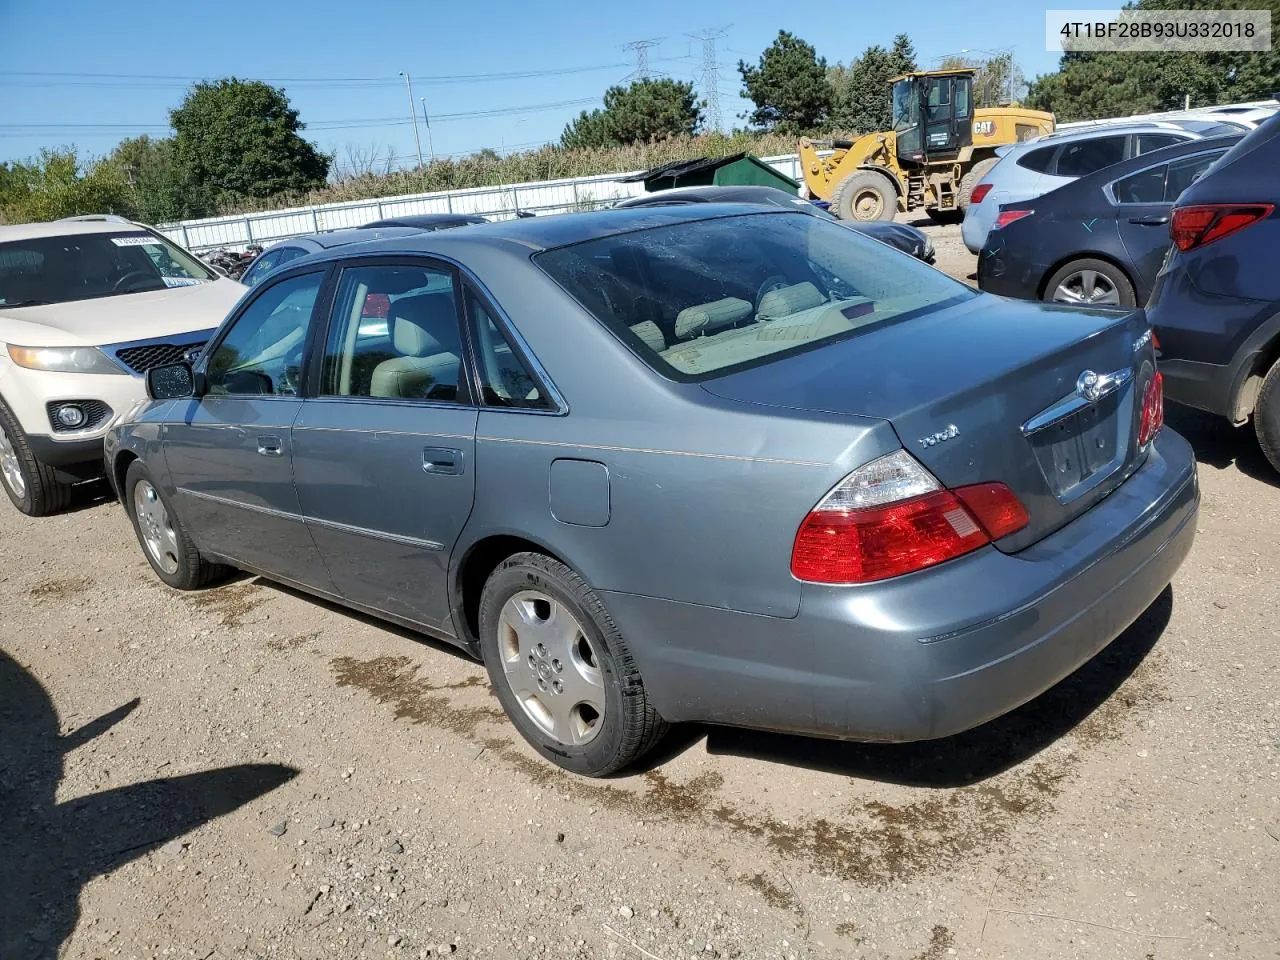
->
[2,230,1278,960]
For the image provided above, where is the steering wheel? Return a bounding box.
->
[112,270,154,293]
[755,274,790,315]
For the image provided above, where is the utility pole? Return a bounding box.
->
[688,26,729,132]
[419,97,435,164]
[400,71,424,169]
[623,38,662,81]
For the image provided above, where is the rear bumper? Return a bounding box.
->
[602,429,1198,741]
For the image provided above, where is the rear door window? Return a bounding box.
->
[1054,135,1126,176]
[1113,164,1169,204]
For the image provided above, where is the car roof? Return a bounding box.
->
[617,185,803,206]
[283,204,798,267]
[1014,120,1204,151]
[0,216,151,243]
[270,226,426,250]
[362,214,487,228]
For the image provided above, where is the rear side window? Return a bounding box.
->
[536,212,974,382]
[1055,136,1126,177]
[1136,133,1184,155]
[466,289,553,410]
[1016,146,1056,173]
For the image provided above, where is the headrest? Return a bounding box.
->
[757,282,826,320]
[674,297,753,338]
[390,293,460,358]
[629,321,666,352]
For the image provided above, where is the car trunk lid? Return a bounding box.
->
[700,295,1156,552]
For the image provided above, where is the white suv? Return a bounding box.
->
[0,216,245,515]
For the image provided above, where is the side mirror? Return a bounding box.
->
[146,361,196,401]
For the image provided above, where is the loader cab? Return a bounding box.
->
[891,70,975,167]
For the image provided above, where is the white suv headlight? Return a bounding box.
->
[6,344,127,375]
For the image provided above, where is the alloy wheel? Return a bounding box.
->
[497,590,605,746]
[0,424,26,500]
[133,480,180,575]
[1053,269,1121,305]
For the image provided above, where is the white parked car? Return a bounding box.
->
[0,216,245,515]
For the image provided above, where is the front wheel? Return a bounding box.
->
[830,171,897,222]
[124,459,227,590]
[1043,258,1136,308]
[478,553,668,776]
[0,398,71,516]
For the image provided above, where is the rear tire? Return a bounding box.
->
[957,158,999,212]
[1253,360,1280,474]
[124,459,227,590]
[478,552,668,777]
[830,171,897,222]
[0,398,72,517]
[1043,258,1136,308]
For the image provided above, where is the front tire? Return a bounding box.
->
[1043,258,1136,308]
[0,398,72,517]
[1253,360,1280,474]
[124,460,226,590]
[830,170,897,222]
[478,553,668,777]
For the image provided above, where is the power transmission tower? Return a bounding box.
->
[688,26,729,132]
[623,38,662,81]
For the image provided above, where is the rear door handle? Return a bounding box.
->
[1128,215,1170,226]
[257,435,284,457]
[423,446,463,476]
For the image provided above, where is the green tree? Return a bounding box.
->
[108,136,194,223]
[738,31,831,133]
[829,34,918,133]
[561,79,703,149]
[1027,0,1279,120]
[0,149,133,223]
[170,78,330,209]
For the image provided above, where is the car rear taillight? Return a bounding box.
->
[1138,372,1164,447]
[970,183,993,206]
[1171,203,1274,252]
[993,209,1033,229]
[790,451,1029,584]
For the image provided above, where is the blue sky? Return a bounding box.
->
[0,0,1065,169]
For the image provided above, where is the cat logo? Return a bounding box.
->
[973,120,995,137]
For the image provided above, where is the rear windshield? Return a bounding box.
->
[535,212,974,381]
[0,230,214,308]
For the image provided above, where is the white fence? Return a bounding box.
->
[160,153,808,253]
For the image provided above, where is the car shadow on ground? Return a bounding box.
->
[1166,402,1280,488]
[0,651,298,960]
[683,586,1173,787]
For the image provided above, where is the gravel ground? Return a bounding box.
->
[1,232,1278,960]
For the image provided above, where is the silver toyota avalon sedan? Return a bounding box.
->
[106,205,1198,776]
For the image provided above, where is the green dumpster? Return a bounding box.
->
[621,153,799,194]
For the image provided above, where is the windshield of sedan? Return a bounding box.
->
[0,230,214,307]
[536,212,974,381]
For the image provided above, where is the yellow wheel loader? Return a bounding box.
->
[799,69,1054,222]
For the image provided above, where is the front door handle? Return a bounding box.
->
[423,446,463,476]
[257,435,284,457]
[1128,215,1170,226]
